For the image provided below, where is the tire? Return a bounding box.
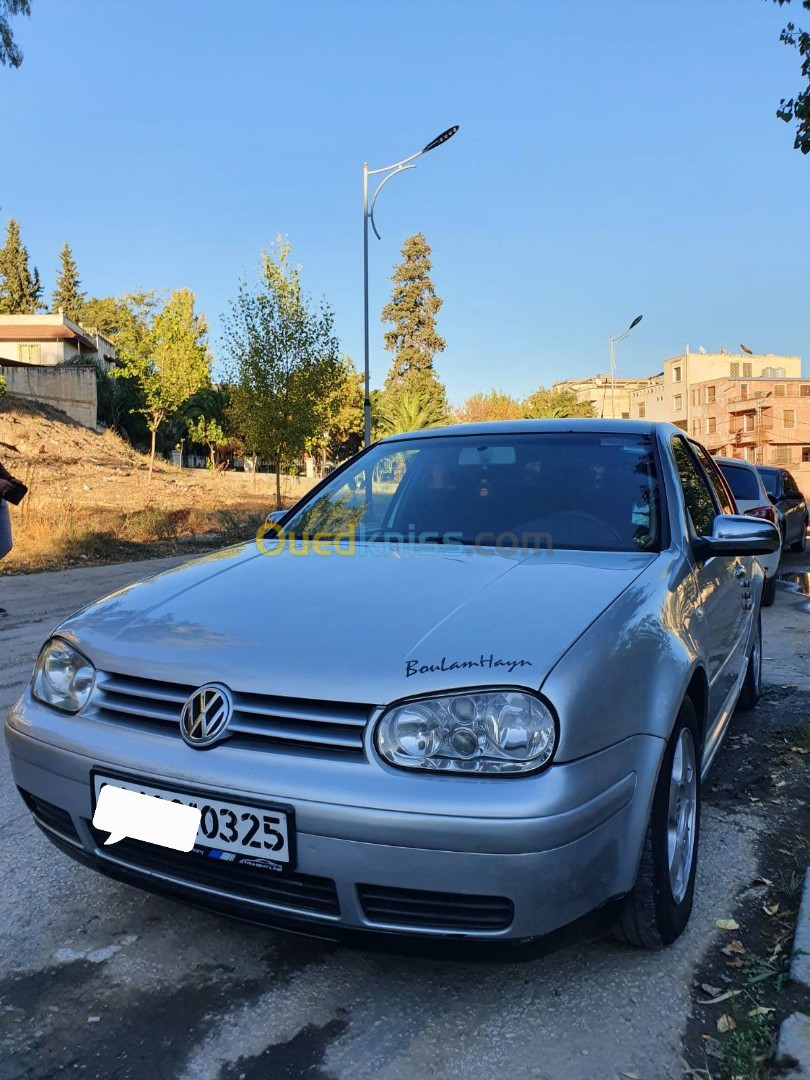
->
[762,575,777,608]
[737,610,762,711]
[791,517,808,553]
[613,696,701,949]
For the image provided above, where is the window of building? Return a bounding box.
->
[730,362,740,377]
[784,409,796,428]
[706,385,716,404]
[801,385,810,397]
[673,394,683,411]
[707,416,716,434]
[803,447,810,463]
[638,402,646,418]
[743,412,755,432]
[17,343,41,363]
[743,362,752,377]
[774,446,791,464]
[774,384,786,397]
[740,383,748,400]
[745,447,756,463]
[673,365,682,383]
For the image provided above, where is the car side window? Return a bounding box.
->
[784,472,800,499]
[671,437,718,537]
[690,442,735,516]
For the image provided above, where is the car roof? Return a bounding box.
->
[377,418,679,443]
[755,465,780,475]
[714,456,759,471]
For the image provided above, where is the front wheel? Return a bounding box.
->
[791,517,808,553]
[762,574,777,608]
[613,696,701,949]
[737,611,762,711]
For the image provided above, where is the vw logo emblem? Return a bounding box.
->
[180,683,233,748]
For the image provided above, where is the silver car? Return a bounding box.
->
[6,421,779,949]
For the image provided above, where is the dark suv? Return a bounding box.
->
[756,466,808,553]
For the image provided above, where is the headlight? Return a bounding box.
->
[32,638,95,714]
[376,689,557,775]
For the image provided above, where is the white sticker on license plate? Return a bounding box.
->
[92,775,291,862]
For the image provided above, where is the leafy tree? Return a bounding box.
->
[772,0,810,154]
[116,289,211,477]
[308,356,364,465]
[80,295,135,338]
[223,240,342,507]
[187,415,226,471]
[51,243,86,321]
[374,385,447,438]
[0,218,42,313]
[381,232,448,408]
[0,1,30,68]
[522,386,596,419]
[455,390,523,423]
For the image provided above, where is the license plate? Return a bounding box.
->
[92,773,293,865]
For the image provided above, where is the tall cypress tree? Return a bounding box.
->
[380,232,447,401]
[0,218,42,313]
[51,243,86,321]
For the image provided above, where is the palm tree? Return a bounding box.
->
[375,387,447,438]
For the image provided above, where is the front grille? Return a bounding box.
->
[88,672,370,758]
[20,789,81,844]
[88,825,340,916]
[358,884,514,932]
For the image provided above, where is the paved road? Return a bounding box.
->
[0,551,807,1080]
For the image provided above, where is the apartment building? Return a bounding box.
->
[628,351,801,428]
[552,374,656,418]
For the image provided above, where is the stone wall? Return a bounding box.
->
[0,364,97,428]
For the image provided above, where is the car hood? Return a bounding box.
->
[57,542,656,704]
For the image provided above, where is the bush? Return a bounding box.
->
[0,375,5,400]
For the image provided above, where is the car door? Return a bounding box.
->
[671,437,749,718]
[782,471,806,545]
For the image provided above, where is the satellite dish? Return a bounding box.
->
[699,346,706,354]
[741,343,753,355]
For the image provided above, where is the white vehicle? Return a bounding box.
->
[716,457,782,606]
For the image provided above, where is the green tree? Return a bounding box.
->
[772,1,810,154]
[0,1,30,68]
[0,218,42,313]
[223,240,342,507]
[522,386,595,419]
[381,232,448,407]
[80,295,135,338]
[116,289,211,477]
[188,415,226,471]
[374,385,447,438]
[51,243,86,321]
[455,390,523,423]
[307,356,364,465]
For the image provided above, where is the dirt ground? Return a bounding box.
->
[0,394,316,573]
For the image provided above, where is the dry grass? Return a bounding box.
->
[0,395,316,573]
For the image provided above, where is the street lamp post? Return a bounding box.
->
[609,315,643,418]
[362,126,459,446]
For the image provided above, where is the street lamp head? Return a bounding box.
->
[629,315,643,330]
[422,125,459,154]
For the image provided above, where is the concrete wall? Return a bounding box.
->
[0,364,97,428]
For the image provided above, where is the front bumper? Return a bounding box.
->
[6,696,665,944]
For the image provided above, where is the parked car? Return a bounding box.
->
[6,421,779,951]
[715,457,782,607]
[756,466,808,553]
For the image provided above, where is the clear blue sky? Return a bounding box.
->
[2,0,808,403]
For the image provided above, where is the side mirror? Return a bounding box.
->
[695,514,781,559]
[265,510,285,526]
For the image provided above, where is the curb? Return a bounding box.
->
[790,866,810,991]
[774,867,810,1077]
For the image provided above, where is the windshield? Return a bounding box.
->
[283,432,662,552]
[758,469,779,497]
[719,463,760,502]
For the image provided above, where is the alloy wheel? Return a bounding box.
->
[667,728,697,904]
